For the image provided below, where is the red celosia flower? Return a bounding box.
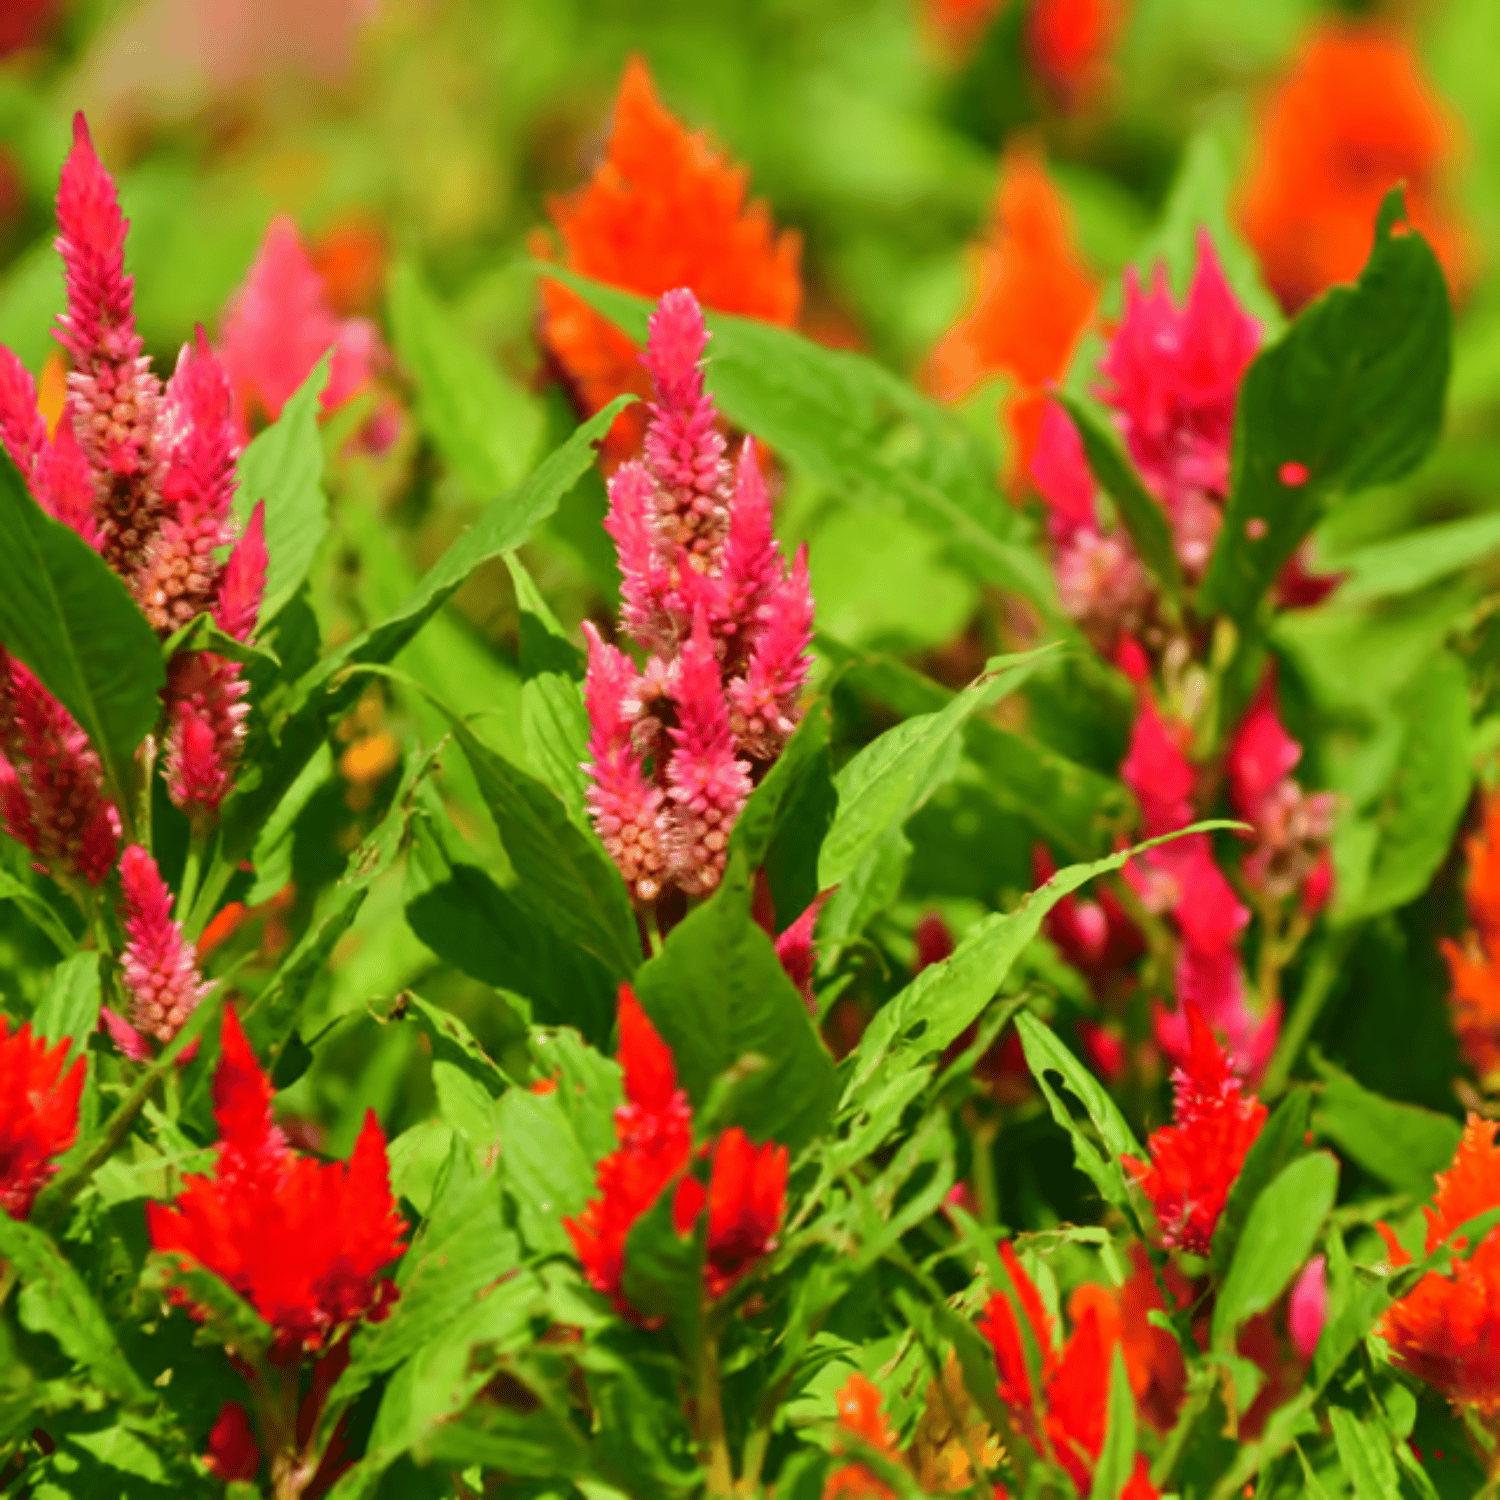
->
[981,1241,1160,1495]
[0,0,56,56]
[535,57,801,462]
[582,290,813,906]
[147,1006,405,1353]
[218,215,390,444]
[113,845,211,1051]
[752,881,834,1013]
[1123,1007,1266,1255]
[1033,843,1143,989]
[1239,24,1469,314]
[673,1126,789,1300]
[1099,232,1261,582]
[1026,0,1129,108]
[0,650,120,885]
[1378,1115,1500,1411]
[1443,792,1500,1084]
[930,149,1096,490]
[564,985,694,1317]
[825,1372,901,1499]
[1113,1243,1189,1431]
[204,1400,260,1483]
[0,1016,84,1220]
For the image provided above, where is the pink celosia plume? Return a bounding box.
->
[0,346,46,477]
[215,502,268,643]
[0,651,119,885]
[772,889,833,1014]
[218,215,387,444]
[162,653,252,831]
[582,288,814,907]
[115,844,212,1050]
[1289,1254,1328,1362]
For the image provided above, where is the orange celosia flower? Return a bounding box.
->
[928,147,1096,489]
[825,1373,902,1499]
[1378,1115,1500,1413]
[534,57,801,462]
[1443,791,1500,1085]
[1238,24,1469,314]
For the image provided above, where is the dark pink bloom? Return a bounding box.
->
[219,216,386,443]
[116,844,211,1049]
[1098,233,1260,580]
[1120,698,1195,838]
[1078,1019,1127,1083]
[161,653,251,830]
[204,1401,260,1483]
[771,890,833,1013]
[1034,843,1143,986]
[0,346,46,478]
[1289,1254,1328,1361]
[0,651,119,885]
[54,113,166,579]
[215,501,268,643]
[583,289,813,905]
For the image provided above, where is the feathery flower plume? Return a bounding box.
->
[1378,1115,1500,1412]
[1288,1255,1328,1362]
[1239,24,1468,314]
[114,844,212,1050]
[583,289,813,906]
[0,346,46,477]
[54,113,166,580]
[672,1126,788,1301]
[219,215,390,444]
[930,149,1096,490]
[1098,233,1261,582]
[981,1240,1160,1496]
[1123,1008,1266,1255]
[0,1017,84,1219]
[1444,791,1500,1087]
[535,57,801,462]
[0,651,120,885]
[825,1373,902,1499]
[147,1006,406,1353]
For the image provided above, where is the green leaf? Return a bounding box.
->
[1210,1088,1311,1280]
[390,260,543,494]
[0,1213,151,1408]
[399,988,510,1098]
[505,552,590,824]
[417,1396,590,1477]
[234,355,330,627]
[1313,1061,1461,1196]
[138,1252,271,1365]
[496,1086,595,1256]
[31,951,99,1057]
[0,866,74,956]
[1335,650,1471,922]
[318,396,631,684]
[445,715,642,981]
[1336,511,1500,604]
[1200,190,1452,623]
[621,1186,705,1353]
[533,263,1058,613]
[0,450,164,807]
[1211,1152,1339,1351]
[1059,394,1183,603]
[1016,1009,1144,1214]
[160,611,279,671]
[818,652,1045,888]
[1329,1407,1403,1500]
[635,857,838,1152]
[1092,1347,1139,1500]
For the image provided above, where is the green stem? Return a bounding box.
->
[1260,926,1356,1100]
[183,849,235,944]
[177,832,206,927]
[697,1311,734,1498]
[1151,1369,1214,1488]
[967,1109,999,1227]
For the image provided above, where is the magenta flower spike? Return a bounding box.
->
[115,844,211,1049]
[0,347,47,478]
[0,652,120,886]
[215,501,268,644]
[1289,1255,1329,1362]
[139,329,241,634]
[581,287,814,908]
[54,113,165,580]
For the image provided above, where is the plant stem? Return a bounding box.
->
[1260,926,1356,1100]
[1151,1370,1213,1488]
[177,831,206,926]
[697,1311,734,1497]
[966,1108,999,1226]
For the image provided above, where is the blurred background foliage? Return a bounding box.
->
[1,0,1497,1197]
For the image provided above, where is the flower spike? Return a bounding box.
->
[117,845,212,1049]
[0,1017,84,1220]
[215,500,267,643]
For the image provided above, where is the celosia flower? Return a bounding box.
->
[219,215,390,444]
[1239,24,1468,314]
[673,1126,789,1300]
[0,649,120,885]
[770,890,833,1013]
[0,1016,84,1219]
[1288,1254,1327,1362]
[1441,792,1500,1085]
[0,0,56,56]
[1227,674,1336,905]
[1034,842,1142,989]
[1113,1243,1189,1431]
[981,1241,1160,1496]
[112,844,212,1052]
[1123,1007,1266,1255]
[1026,0,1129,109]
[825,1372,901,1499]
[582,289,813,906]
[930,150,1096,490]
[147,1006,406,1353]
[1098,232,1261,582]
[564,985,694,1316]
[534,57,801,462]
[204,1401,260,1483]
[1378,1115,1500,1411]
